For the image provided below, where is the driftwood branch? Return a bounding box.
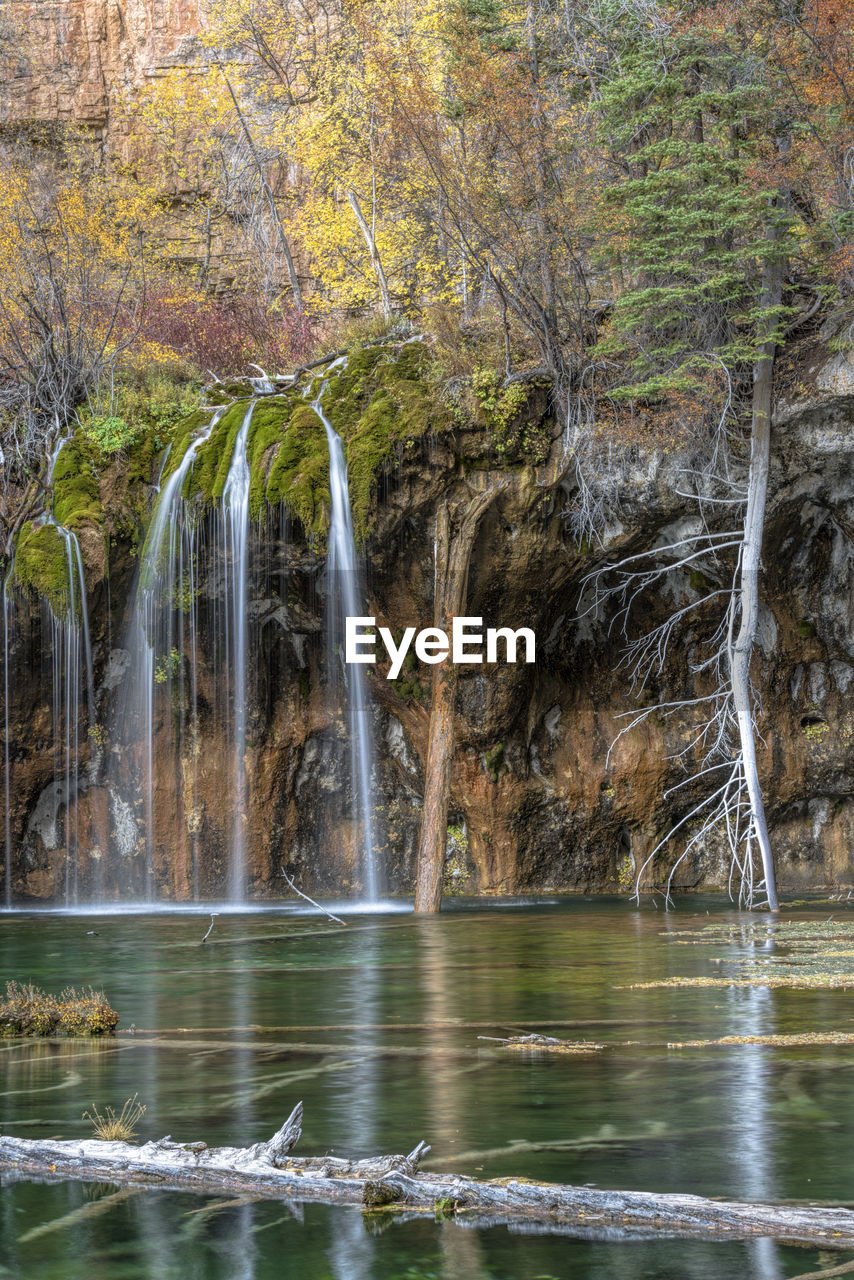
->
[279,870,346,924]
[3,1111,854,1245]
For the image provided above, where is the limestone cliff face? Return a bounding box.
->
[4,0,203,130]
[4,341,854,902]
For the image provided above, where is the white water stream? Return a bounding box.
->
[314,386,379,901]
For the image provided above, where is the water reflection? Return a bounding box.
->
[327,925,379,1280]
[3,903,854,1280]
[727,939,782,1280]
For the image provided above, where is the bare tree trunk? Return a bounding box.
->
[218,66,304,311]
[347,189,393,321]
[414,485,505,913]
[729,224,784,913]
[5,1121,854,1243]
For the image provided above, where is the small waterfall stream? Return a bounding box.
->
[221,401,254,902]
[114,402,258,902]
[117,408,223,898]
[315,388,379,901]
[40,439,97,904]
[2,576,13,907]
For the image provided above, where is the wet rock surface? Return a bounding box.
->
[5,350,854,902]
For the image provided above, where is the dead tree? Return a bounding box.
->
[5,1108,854,1245]
[582,243,785,911]
[414,482,507,914]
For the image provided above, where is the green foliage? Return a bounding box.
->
[81,415,137,454]
[391,643,427,702]
[154,647,182,683]
[443,823,471,896]
[324,342,451,540]
[594,24,796,411]
[469,366,549,459]
[617,854,635,891]
[81,372,201,457]
[0,982,119,1037]
[484,742,505,782]
[433,1196,456,1219]
[169,570,199,614]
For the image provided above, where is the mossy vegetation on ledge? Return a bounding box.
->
[12,430,105,614]
[248,393,300,519]
[322,342,452,538]
[265,401,331,538]
[52,432,103,530]
[187,401,250,503]
[13,522,71,616]
[132,340,539,546]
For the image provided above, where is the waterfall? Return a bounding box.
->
[314,389,379,901]
[221,401,254,902]
[117,408,223,899]
[59,527,96,903]
[39,439,97,905]
[2,577,12,907]
[2,433,97,906]
[114,402,257,902]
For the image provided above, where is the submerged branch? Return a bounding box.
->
[279,871,346,925]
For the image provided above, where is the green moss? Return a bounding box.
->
[322,343,450,540]
[184,401,250,503]
[798,618,817,639]
[158,409,213,487]
[14,522,73,616]
[266,402,331,539]
[689,570,717,594]
[247,395,296,519]
[466,367,551,464]
[390,641,427,702]
[484,742,505,782]
[205,388,232,407]
[52,433,102,530]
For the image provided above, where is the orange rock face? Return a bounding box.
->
[4,0,205,132]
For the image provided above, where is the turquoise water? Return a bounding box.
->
[1,898,853,1278]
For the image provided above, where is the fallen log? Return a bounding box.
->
[3,1103,854,1247]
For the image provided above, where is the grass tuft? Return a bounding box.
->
[83,1095,147,1142]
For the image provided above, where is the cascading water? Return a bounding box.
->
[36,438,98,905]
[2,575,13,907]
[220,401,254,902]
[115,408,223,899]
[112,402,258,902]
[49,527,96,904]
[314,386,379,901]
[4,370,384,906]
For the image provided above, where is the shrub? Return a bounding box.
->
[0,982,119,1037]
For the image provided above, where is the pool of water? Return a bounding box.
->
[1,896,853,1278]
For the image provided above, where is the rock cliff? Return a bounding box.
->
[4,336,854,902]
